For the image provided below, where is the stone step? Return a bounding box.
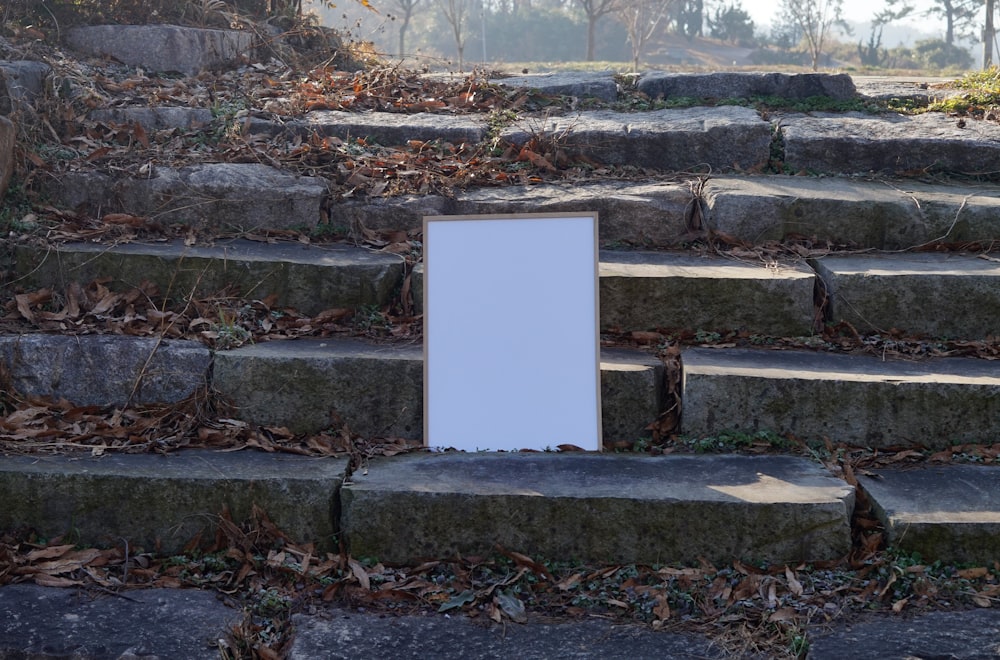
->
[17,214,996,347]
[4,583,1000,660]
[681,347,1000,449]
[780,111,1000,175]
[84,105,1000,186]
[213,338,665,443]
[8,334,998,452]
[83,104,1000,184]
[0,451,347,554]
[0,450,854,565]
[637,71,857,101]
[339,453,854,565]
[36,169,1000,251]
[0,334,210,406]
[0,450,854,564]
[0,115,11,197]
[290,607,724,660]
[13,239,406,317]
[599,251,816,335]
[702,177,1000,250]
[65,25,254,76]
[0,584,239,660]
[2,444,999,581]
[15,241,819,336]
[0,60,50,116]
[0,331,663,444]
[859,464,1000,564]
[322,175,1000,250]
[498,107,770,171]
[812,253,1000,339]
[43,163,327,232]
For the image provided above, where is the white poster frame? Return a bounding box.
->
[423,212,602,452]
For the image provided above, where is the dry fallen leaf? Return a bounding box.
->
[958,567,990,580]
[348,558,371,590]
[785,565,803,597]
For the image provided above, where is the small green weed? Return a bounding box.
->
[684,429,791,453]
[927,67,1000,116]
[213,308,252,349]
[353,304,390,333]
[0,182,35,233]
[485,108,518,150]
[310,222,349,240]
[693,329,722,344]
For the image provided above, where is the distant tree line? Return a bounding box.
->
[338,0,981,71]
[1,0,982,72]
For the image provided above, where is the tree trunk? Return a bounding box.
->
[985,0,995,67]
[399,14,410,58]
[944,0,956,44]
[587,15,597,60]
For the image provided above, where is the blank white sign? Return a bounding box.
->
[423,213,601,451]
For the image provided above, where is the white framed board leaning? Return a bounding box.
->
[423,212,602,451]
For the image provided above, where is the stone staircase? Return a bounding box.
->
[2,28,1000,569]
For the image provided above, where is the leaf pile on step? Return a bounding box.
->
[0,367,418,460]
[14,52,638,201]
[841,442,1000,469]
[0,505,353,658]
[6,507,1000,660]
[607,321,1000,362]
[0,274,420,348]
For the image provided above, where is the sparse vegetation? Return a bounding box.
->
[682,429,793,453]
[6,504,1000,659]
[928,65,1000,117]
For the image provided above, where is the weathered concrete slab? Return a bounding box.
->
[14,239,405,316]
[42,163,326,231]
[600,251,816,335]
[248,90,770,172]
[782,111,1000,175]
[851,75,960,104]
[704,176,1000,249]
[599,348,665,442]
[704,176,916,248]
[0,115,12,197]
[682,347,1000,448]
[333,181,693,248]
[0,584,239,660]
[0,451,346,553]
[412,262,425,312]
[639,72,856,101]
[249,110,485,146]
[859,465,1000,564]
[340,453,853,564]
[0,60,50,115]
[290,607,727,660]
[214,338,424,437]
[90,105,214,132]
[328,176,1000,251]
[501,106,771,172]
[0,334,210,406]
[453,182,693,246]
[212,338,666,443]
[808,607,1000,660]
[494,72,619,102]
[813,253,1000,338]
[65,25,253,76]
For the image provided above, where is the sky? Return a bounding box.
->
[739,0,935,29]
